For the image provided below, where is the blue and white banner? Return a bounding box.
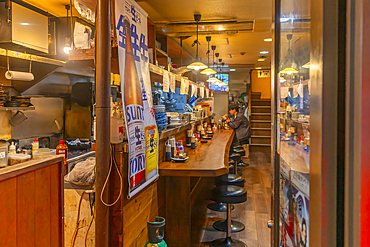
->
[115,0,159,198]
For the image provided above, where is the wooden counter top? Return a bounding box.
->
[159,129,235,177]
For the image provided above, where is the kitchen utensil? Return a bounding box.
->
[10,111,27,126]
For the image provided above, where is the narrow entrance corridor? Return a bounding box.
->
[200,152,272,247]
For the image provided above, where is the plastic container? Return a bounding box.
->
[8,153,31,166]
[0,143,9,167]
[32,139,39,156]
[9,142,16,154]
[32,148,55,159]
[110,108,125,144]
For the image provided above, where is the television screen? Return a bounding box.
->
[208,74,229,92]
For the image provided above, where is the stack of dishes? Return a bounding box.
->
[0,83,4,107]
[166,112,182,128]
[11,96,31,107]
[154,105,167,133]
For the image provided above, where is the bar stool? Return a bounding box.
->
[213,175,246,233]
[210,185,247,247]
[232,148,249,167]
[229,153,242,175]
[207,173,244,212]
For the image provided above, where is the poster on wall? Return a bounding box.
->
[115,0,159,198]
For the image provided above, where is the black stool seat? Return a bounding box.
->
[229,153,241,162]
[210,237,247,247]
[233,146,244,151]
[215,174,245,187]
[212,185,247,204]
[232,144,244,149]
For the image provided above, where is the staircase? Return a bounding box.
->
[249,92,271,152]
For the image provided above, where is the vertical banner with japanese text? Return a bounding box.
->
[115,0,159,198]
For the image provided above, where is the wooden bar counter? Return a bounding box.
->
[159,129,235,247]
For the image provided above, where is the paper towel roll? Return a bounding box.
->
[5,71,34,81]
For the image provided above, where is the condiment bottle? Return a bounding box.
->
[191,134,196,149]
[56,140,68,174]
[9,142,16,154]
[32,139,39,156]
[165,141,171,161]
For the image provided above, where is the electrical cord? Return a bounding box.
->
[84,206,95,247]
[100,143,123,207]
[71,190,87,247]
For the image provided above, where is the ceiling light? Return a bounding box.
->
[187,14,208,71]
[19,23,31,26]
[255,67,262,70]
[201,36,216,75]
[302,62,310,68]
[280,67,298,74]
[280,18,290,23]
[230,69,235,71]
[264,38,272,42]
[64,44,72,54]
[258,58,265,62]
[260,51,269,54]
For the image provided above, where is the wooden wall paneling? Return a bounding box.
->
[35,166,51,246]
[50,163,63,247]
[0,178,16,247]
[165,176,191,247]
[17,171,36,247]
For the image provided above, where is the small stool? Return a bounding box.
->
[207,174,244,212]
[210,185,247,247]
[232,149,249,167]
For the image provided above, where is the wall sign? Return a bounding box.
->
[115,0,159,198]
[257,70,271,78]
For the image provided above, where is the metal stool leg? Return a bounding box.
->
[210,204,247,247]
[207,202,234,212]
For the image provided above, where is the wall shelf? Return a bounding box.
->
[0,106,35,111]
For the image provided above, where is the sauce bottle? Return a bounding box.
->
[56,140,68,175]
[32,139,39,156]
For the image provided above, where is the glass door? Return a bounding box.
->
[273,0,311,246]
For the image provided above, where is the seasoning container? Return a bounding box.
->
[56,140,68,174]
[165,141,171,161]
[187,130,193,145]
[0,143,9,168]
[169,137,176,157]
[32,138,39,156]
[191,134,196,149]
[9,142,16,154]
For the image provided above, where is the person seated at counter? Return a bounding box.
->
[222,104,251,146]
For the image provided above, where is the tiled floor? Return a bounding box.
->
[200,152,272,247]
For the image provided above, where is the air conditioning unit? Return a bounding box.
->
[0,1,49,53]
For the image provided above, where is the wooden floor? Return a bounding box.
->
[199,152,272,247]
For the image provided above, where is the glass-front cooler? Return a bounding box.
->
[276,0,311,246]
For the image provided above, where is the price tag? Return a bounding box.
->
[170,73,176,92]
[163,71,169,92]
[180,78,186,94]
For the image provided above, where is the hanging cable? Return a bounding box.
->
[100,143,123,207]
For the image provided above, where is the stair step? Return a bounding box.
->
[250,145,271,152]
[251,113,271,115]
[251,135,271,144]
[251,106,271,113]
[251,92,262,99]
[250,143,271,146]
[251,99,271,106]
[251,106,271,108]
[251,121,271,128]
[251,114,271,121]
[251,127,271,136]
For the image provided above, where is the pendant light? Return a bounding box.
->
[201,36,216,75]
[187,14,208,71]
[207,47,219,83]
[280,34,298,75]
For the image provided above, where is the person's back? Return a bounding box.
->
[228,112,250,144]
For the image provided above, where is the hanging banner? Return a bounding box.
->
[162,71,170,92]
[169,73,176,92]
[185,80,190,94]
[180,78,186,94]
[192,84,197,97]
[206,88,209,98]
[281,86,289,99]
[115,0,159,198]
[200,87,204,98]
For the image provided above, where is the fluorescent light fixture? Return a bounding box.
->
[258,58,265,62]
[229,69,236,71]
[19,23,31,26]
[264,38,272,42]
[255,67,262,70]
[280,18,290,23]
[260,51,269,54]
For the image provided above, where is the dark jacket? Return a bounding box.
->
[228,113,251,142]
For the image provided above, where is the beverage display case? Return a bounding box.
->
[276,0,311,246]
